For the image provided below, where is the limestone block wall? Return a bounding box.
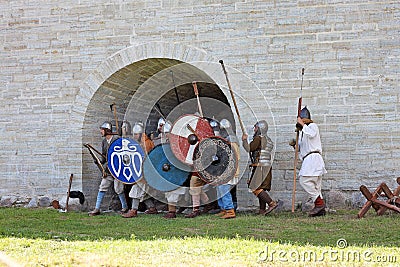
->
[0,0,399,210]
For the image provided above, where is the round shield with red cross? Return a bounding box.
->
[169,114,214,166]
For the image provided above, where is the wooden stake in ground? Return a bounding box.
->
[292,68,304,213]
[65,174,73,212]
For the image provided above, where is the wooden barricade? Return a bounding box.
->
[357,177,400,218]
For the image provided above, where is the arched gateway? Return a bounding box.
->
[72,42,275,209]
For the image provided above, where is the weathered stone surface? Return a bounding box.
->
[0,0,399,211]
[0,196,17,207]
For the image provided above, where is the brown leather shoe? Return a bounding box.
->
[184,209,201,218]
[258,209,267,215]
[163,211,176,219]
[309,205,326,217]
[220,209,236,219]
[215,210,226,217]
[145,207,158,214]
[122,209,137,218]
[119,208,129,214]
[88,209,100,216]
[265,201,279,215]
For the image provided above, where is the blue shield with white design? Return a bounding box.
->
[107,137,145,184]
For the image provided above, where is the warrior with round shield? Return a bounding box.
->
[290,107,327,216]
[152,117,171,146]
[242,120,279,215]
[213,119,240,219]
[122,122,158,218]
[88,121,129,216]
[184,119,225,218]
[159,119,189,219]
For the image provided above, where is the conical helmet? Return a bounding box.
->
[162,121,172,133]
[100,121,112,131]
[300,106,311,119]
[121,120,132,136]
[219,119,231,130]
[255,120,268,134]
[132,122,144,134]
[157,117,166,129]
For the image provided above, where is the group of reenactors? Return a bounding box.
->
[87,105,327,219]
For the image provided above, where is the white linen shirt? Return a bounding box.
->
[298,123,327,177]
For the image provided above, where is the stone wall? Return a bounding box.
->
[0,0,399,210]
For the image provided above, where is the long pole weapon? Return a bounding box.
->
[291,68,304,213]
[65,174,73,212]
[110,103,119,134]
[154,104,166,120]
[219,60,247,135]
[171,70,181,105]
[192,81,204,117]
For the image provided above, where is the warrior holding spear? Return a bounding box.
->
[290,68,327,216]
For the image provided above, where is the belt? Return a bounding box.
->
[303,151,321,160]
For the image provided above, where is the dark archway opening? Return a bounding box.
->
[82,58,235,210]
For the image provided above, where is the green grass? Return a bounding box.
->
[0,208,399,266]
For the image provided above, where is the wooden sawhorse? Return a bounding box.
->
[357,177,400,218]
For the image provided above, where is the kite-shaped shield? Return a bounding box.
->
[169,114,214,165]
[193,136,238,185]
[107,137,145,184]
[143,143,191,192]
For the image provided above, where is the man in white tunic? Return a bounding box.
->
[296,107,327,217]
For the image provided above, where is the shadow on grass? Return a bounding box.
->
[0,207,399,248]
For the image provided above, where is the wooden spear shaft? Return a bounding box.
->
[219,60,247,135]
[292,68,304,213]
[110,103,119,134]
[192,81,204,117]
[66,174,73,212]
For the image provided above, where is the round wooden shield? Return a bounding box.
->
[169,114,214,165]
[107,137,145,184]
[193,136,238,185]
[143,143,191,192]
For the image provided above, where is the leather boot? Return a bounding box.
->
[163,211,176,219]
[145,207,158,214]
[309,196,326,217]
[88,209,100,216]
[164,204,177,219]
[185,208,201,218]
[201,203,214,214]
[220,209,236,219]
[258,193,267,215]
[265,201,279,215]
[122,209,137,218]
[257,190,278,215]
[215,210,226,217]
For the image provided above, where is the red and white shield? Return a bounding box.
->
[169,114,214,165]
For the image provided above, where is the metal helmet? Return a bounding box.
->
[219,119,231,130]
[157,117,166,129]
[255,120,268,134]
[121,120,132,136]
[132,122,144,134]
[209,118,220,131]
[162,121,172,133]
[100,121,112,131]
[300,106,311,119]
[209,118,221,136]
